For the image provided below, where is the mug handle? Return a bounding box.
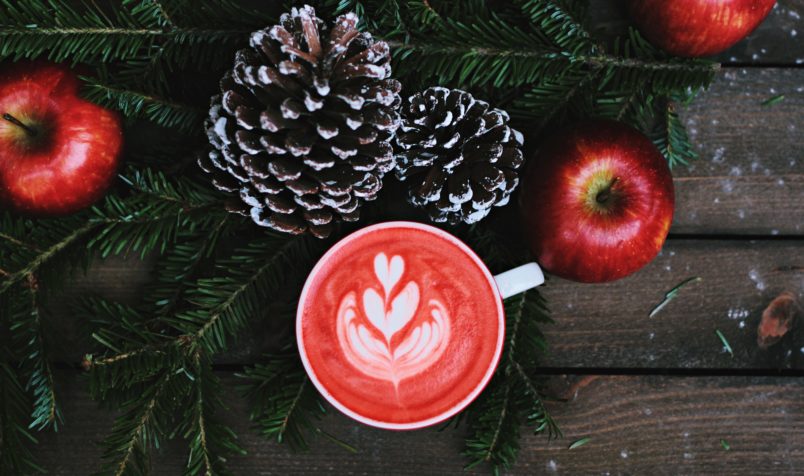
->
[494,263,545,300]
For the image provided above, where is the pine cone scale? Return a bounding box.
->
[199,4,400,238]
[395,87,524,225]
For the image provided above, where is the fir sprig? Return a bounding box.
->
[238,353,328,451]
[182,350,244,476]
[81,76,205,132]
[0,362,45,475]
[0,0,253,86]
[166,234,317,354]
[8,281,63,432]
[464,289,557,474]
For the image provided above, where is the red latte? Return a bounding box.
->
[297,222,503,429]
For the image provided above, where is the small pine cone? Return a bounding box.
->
[198,5,401,238]
[394,87,524,225]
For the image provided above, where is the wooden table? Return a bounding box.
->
[35,2,803,474]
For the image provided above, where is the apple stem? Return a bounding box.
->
[595,177,619,204]
[2,113,37,136]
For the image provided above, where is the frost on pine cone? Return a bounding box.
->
[199,5,401,238]
[395,87,524,225]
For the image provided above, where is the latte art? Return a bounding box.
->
[336,253,451,390]
[297,222,504,429]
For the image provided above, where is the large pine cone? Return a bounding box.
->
[395,87,524,225]
[199,5,401,238]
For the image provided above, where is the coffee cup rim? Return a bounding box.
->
[296,220,505,430]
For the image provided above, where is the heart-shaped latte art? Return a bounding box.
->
[336,253,452,390]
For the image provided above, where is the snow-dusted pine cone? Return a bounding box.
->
[199,5,401,238]
[394,87,525,225]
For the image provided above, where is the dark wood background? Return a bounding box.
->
[35,1,804,474]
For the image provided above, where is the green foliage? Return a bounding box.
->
[81,296,245,475]
[81,75,205,133]
[89,167,226,259]
[0,0,166,65]
[97,370,189,476]
[8,284,62,432]
[182,352,245,476]
[0,362,44,475]
[0,0,720,473]
[238,353,327,451]
[653,94,701,168]
[463,289,559,474]
[165,235,317,354]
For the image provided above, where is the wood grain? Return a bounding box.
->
[51,239,804,370]
[34,373,804,475]
[673,68,804,235]
[541,239,804,370]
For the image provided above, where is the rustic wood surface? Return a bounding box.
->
[36,374,804,475]
[673,68,803,235]
[29,0,804,474]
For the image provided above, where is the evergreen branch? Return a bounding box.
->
[150,216,232,318]
[98,362,194,476]
[9,279,62,431]
[183,350,244,476]
[509,68,600,128]
[0,222,97,295]
[407,0,443,27]
[80,298,183,402]
[108,372,171,476]
[463,382,521,474]
[152,0,280,30]
[81,77,205,132]
[482,383,513,468]
[393,40,719,71]
[0,362,45,475]
[615,86,643,121]
[512,361,560,438]
[119,167,221,207]
[89,167,227,259]
[141,0,175,28]
[86,342,172,368]
[171,235,317,354]
[0,0,249,65]
[238,353,327,451]
[464,289,553,473]
[517,0,594,53]
[0,231,42,253]
[654,97,699,168]
[194,395,215,476]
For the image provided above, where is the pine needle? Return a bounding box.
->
[568,437,591,449]
[715,330,734,357]
[649,277,702,318]
[761,94,785,107]
[317,429,359,453]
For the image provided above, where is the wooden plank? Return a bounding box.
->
[540,240,804,370]
[50,239,804,370]
[672,68,804,235]
[518,375,804,475]
[34,373,804,475]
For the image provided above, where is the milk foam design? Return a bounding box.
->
[336,253,451,389]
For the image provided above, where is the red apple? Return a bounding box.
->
[0,62,122,215]
[521,120,674,283]
[627,0,776,57]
